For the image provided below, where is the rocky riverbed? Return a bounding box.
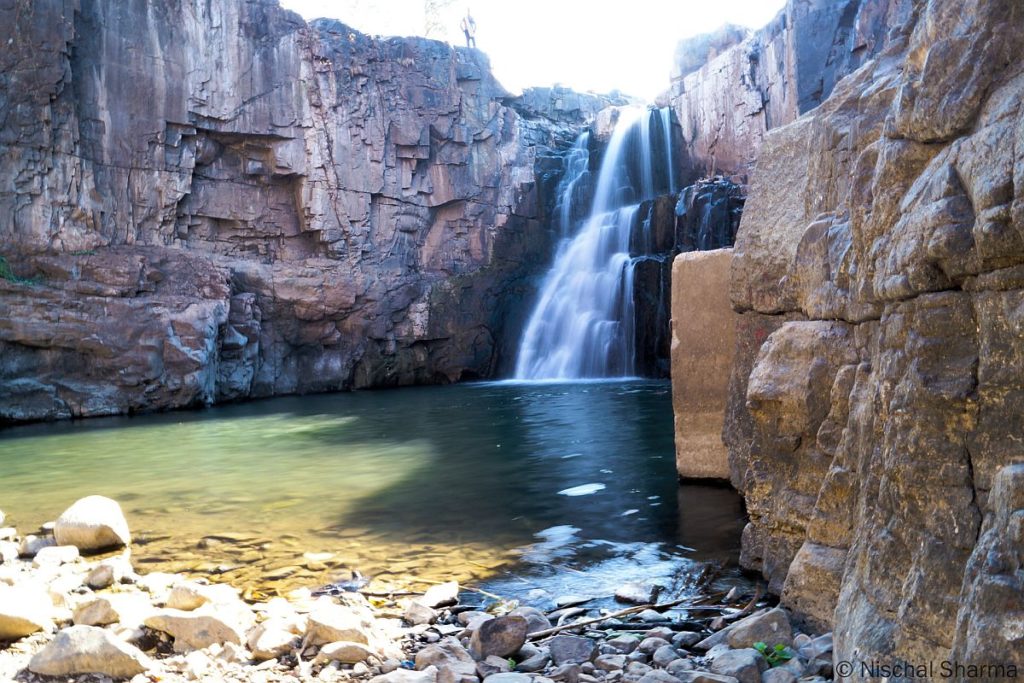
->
[0,497,836,683]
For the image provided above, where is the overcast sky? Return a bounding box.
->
[278,0,787,100]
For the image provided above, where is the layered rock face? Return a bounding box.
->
[670,0,915,178]
[726,0,1024,670]
[0,0,589,422]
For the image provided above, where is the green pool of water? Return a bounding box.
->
[0,380,746,600]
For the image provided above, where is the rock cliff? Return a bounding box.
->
[725,0,1023,671]
[670,0,914,178]
[0,0,595,422]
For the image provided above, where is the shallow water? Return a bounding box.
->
[0,381,746,602]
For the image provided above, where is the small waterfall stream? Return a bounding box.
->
[514,107,676,380]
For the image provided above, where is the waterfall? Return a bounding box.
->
[514,107,677,380]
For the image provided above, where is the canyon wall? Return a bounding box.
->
[0,0,594,422]
[725,0,1023,670]
[670,0,914,179]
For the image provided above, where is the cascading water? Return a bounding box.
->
[514,107,676,380]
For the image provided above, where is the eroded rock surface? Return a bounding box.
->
[0,0,599,422]
[723,0,1024,670]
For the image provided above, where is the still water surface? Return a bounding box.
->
[0,381,745,603]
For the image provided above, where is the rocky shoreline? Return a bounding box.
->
[1,497,835,683]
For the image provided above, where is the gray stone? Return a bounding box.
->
[637,671,682,683]
[516,650,551,673]
[469,615,528,659]
[626,662,653,676]
[759,670,796,683]
[645,627,675,641]
[549,635,598,665]
[595,654,627,671]
[28,625,151,677]
[19,534,55,557]
[606,635,640,654]
[483,674,532,683]
[671,632,701,649]
[509,605,552,634]
[726,609,793,649]
[550,663,581,683]
[53,496,131,550]
[615,582,659,605]
[477,655,513,678]
[637,637,670,655]
[709,649,766,683]
[665,660,695,677]
[675,673,740,683]
[652,645,680,668]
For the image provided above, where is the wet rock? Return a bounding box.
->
[709,649,766,683]
[32,544,79,566]
[316,640,375,664]
[54,496,131,551]
[469,615,528,659]
[549,635,598,665]
[28,625,150,677]
[615,582,659,604]
[555,595,591,608]
[652,644,680,668]
[405,599,438,625]
[0,582,53,639]
[422,581,460,608]
[306,603,372,645]
[726,609,793,649]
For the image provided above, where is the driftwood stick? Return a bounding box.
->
[527,596,695,640]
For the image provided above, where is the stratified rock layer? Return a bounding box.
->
[724,0,1024,670]
[0,0,590,422]
[670,0,915,178]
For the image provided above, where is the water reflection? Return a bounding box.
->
[0,381,746,597]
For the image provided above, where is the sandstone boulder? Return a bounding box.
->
[28,625,150,677]
[0,583,53,639]
[54,496,131,551]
